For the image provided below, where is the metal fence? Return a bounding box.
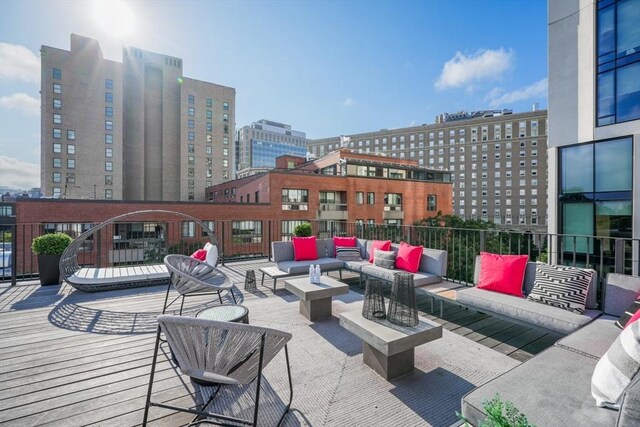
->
[2,219,638,288]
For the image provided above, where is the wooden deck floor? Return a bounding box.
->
[0,259,561,426]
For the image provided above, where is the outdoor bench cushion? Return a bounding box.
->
[361,264,442,287]
[462,346,618,427]
[555,316,621,359]
[343,259,369,272]
[277,257,344,275]
[456,286,600,334]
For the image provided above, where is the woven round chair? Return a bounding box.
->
[143,315,293,426]
[162,254,236,315]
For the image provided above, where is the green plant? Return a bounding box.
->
[538,250,548,263]
[31,232,73,255]
[1,230,11,243]
[293,222,312,237]
[458,394,534,427]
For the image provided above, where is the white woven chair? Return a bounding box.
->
[162,254,236,315]
[142,315,293,426]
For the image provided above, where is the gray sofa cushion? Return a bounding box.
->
[373,250,396,269]
[555,316,621,359]
[361,264,441,287]
[604,273,640,317]
[618,373,640,426]
[344,259,369,272]
[456,286,600,334]
[462,346,618,427]
[272,241,294,263]
[277,258,344,275]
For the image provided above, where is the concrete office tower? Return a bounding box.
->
[41,34,235,201]
[236,120,309,178]
[41,34,123,200]
[310,109,548,231]
[548,0,639,271]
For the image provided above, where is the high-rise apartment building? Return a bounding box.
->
[41,34,235,201]
[235,120,309,178]
[548,0,638,270]
[309,109,548,230]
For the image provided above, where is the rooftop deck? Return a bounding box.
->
[0,259,562,426]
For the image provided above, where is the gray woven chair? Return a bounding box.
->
[162,254,236,315]
[142,315,293,426]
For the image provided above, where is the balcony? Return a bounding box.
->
[317,203,348,220]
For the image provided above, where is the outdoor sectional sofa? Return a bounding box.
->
[262,238,447,290]
[461,273,640,426]
[455,255,601,335]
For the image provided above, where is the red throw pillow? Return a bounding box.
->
[368,240,391,263]
[191,248,207,261]
[625,310,640,330]
[395,242,423,273]
[333,236,356,256]
[292,236,318,261]
[477,252,529,297]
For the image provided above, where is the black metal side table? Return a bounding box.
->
[196,304,249,324]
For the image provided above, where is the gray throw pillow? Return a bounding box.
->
[336,246,362,261]
[374,250,396,270]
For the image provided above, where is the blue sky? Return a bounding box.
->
[0,0,547,189]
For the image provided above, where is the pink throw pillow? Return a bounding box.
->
[395,242,423,273]
[625,310,640,330]
[333,236,357,256]
[368,240,391,263]
[292,236,318,261]
[191,249,207,261]
[477,252,529,297]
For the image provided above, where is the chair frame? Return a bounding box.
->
[162,254,237,315]
[142,317,293,426]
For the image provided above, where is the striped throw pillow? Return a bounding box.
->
[616,299,640,329]
[592,320,640,409]
[527,263,593,314]
[374,250,396,270]
[335,246,362,261]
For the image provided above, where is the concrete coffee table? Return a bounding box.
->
[284,276,349,321]
[340,308,443,380]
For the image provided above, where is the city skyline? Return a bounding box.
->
[0,0,548,190]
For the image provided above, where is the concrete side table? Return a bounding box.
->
[340,307,443,380]
[284,276,349,321]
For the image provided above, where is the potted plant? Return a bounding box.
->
[32,232,72,285]
[293,222,313,237]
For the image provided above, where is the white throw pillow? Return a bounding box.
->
[592,320,640,409]
[203,242,218,267]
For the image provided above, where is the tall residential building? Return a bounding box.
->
[309,109,548,231]
[235,120,309,178]
[41,34,235,201]
[548,0,639,271]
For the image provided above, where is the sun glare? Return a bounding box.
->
[93,0,135,40]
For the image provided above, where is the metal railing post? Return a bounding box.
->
[221,221,225,266]
[10,224,17,286]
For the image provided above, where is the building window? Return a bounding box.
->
[188,168,194,177]
[105,175,113,185]
[105,79,113,89]
[427,194,437,211]
[53,83,61,94]
[67,130,75,140]
[53,158,61,168]
[355,192,364,204]
[188,95,195,105]
[105,121,113,131]
[206,146,212,155]
[105,92,113,103]
[53,114,61,124]
[182,221,195,237]
[188,119,194,129]
[52,187,61,197]
[105,134,113,144]
[207,134,212,143]
[188,131,194,141]
[52,172,61,183]
[52,68,62,79]
[206,98,212,107]
[223,102,229,111]
[206,122,212,131]
[188,107,194,116]
[188,144,195,153]
[281,189,308,210]
[105,106,113,117]
[384,193,402,210]
[206,110,212,119]
[105,147,113,157]
[188,156,195,165]
[53,143,61,153]
[105,161,113,171]
[223,113,229,122]
[53,128,61,139]
[367,192,375,204]
[105,189,113,199]
[597,0,640,126]
[67,159,75,169]
[232,220,262,243]
[53,99,61,109]
[188,180,194,189]
[67,144,75,155]
[559,137,633,254]
[222,159,228,167]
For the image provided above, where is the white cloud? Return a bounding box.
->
[0,156,40,190]
[0,93,40,117]
[343,97,357,108]
[435,48,513,91]
[0,43,40,83]
[485,78,548,107]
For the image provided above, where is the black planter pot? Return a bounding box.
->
[38,254,62,286]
